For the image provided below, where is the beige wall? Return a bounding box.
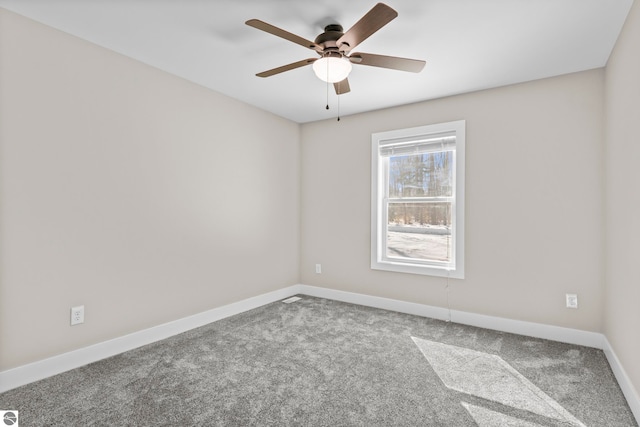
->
[301,70,605,332]
[604,0,640,400]
[0,9,300,370]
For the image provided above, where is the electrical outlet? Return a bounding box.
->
[566,294,578,309]
[315,264,322,274]
[71,305,85,325]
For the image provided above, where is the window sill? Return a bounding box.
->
[371,259,464,279]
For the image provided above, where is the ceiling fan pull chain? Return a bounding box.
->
[325,59,330,110]
[337,83,341,121]
[326,80,329,110]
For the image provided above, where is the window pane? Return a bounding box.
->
[388,151,453,198]
[387,202,452,262]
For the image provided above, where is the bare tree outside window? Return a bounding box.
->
[386,152,453,262]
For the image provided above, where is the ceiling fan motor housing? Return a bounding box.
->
[315,24,347,53]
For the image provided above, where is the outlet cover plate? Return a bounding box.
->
[566,294,578,309]
[71,305,85,325]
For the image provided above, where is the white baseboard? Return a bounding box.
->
[603,337,640,423]
[450,309,605,349]
[297,285,451,321]
[0,285,300,393]
[297,284,604,348]
[2,282,638,424]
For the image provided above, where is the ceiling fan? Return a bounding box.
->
[246,3,426,95]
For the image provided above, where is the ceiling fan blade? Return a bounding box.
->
[334,78,351,95]
[337,3,397,53]
[256,58,317,78]
[246,19,319,50]
[349,52,425,73]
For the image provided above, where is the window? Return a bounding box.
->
[371,120,465,278]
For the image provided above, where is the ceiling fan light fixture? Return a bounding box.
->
[312,56,352,83]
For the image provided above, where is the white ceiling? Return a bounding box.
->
[0,0,633,123]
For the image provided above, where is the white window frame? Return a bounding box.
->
[371,120,465,279]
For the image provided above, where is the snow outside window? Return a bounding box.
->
[371,120,465,278]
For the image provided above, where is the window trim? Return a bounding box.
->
[371,120,465,279]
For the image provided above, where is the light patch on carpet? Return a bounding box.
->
[461,402,543,427]
[282,296,302,304]
[412,336,585,427]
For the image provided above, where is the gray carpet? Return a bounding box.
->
[0,295,637,426]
